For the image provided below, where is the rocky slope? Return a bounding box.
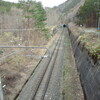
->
[58,0,85,23]
[45,0,85,26]
[45,7,61,27]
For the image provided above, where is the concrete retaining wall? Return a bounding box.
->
[69,31,100,100]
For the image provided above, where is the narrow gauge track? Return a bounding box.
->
[16,31,64,100]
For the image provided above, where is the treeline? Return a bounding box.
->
[18,0,47,29]
[0,0,47,29]
[77,0,100,27]
[0,0,49,43]
[0,0,17,13]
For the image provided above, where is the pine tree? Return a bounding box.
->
[77,0,100,27]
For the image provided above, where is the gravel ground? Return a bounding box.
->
[16,33,61,100]
[44,33,64,100]
[0,33,58,100]
[61,28,84,100]
[34,28,84,100]
[35,28,84,100]
[16,28,84,100]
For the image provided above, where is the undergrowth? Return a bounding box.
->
[78,33,100,60]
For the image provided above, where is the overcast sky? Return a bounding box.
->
[3,0,67,7]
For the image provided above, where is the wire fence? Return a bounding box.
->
[0,28,51,100]
[0,28,50,60]
[0,29,37,46]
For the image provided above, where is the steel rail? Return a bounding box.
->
[33,33,63,100]
[30,33,63,100]
[30,34,62,100]
[16,33,61,100]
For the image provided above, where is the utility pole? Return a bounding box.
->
[98,15,100,30]
[94,0,100,30]
[97,0,100,30]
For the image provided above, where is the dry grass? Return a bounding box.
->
[69,23,100,61]
[0,32,59,100]
[78,33,100,60]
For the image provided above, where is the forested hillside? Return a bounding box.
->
[57,0,85,23]
[0,0,49,46]
[0,1,49,99]
[45,0,84,26]
[77,0,100,27]
[56,0,100,28]
[58,0,81,13]
[45,7,61,27]
[0,0,16,13]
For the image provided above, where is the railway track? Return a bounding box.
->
[16,30,64,100]
[33,33,64,100]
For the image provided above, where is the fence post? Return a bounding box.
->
[0,78,4,100]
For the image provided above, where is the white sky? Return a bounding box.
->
[3,0,67,7]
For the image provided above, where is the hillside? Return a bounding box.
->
[57,0,85,23]
[58,0,82,13]
[0,1,49,99]
[45,7,61,27]
[45,0,85,26]
[0,0,99,100]
[58,0,100,99]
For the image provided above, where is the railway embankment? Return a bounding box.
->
[68,23,100,100]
